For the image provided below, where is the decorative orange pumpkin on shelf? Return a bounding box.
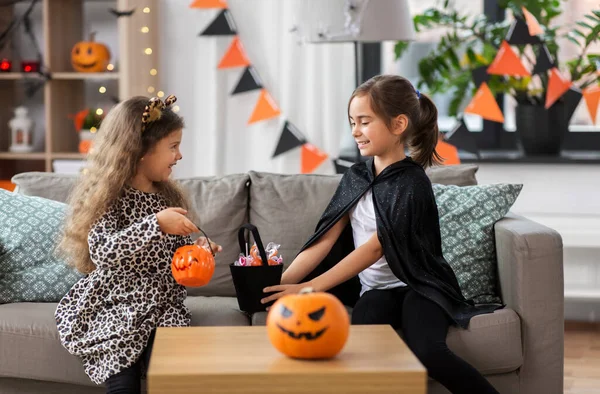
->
[266,287,349,359]
[71,32,111,73]
[171,242,215,287]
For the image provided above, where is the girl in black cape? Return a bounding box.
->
[262,75,500,394]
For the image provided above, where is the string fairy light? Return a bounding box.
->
[142,4,160,99]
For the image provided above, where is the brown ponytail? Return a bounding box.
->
[349,75,442,168]
[411,92,442,168]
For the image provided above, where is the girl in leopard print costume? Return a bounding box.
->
[55,95,221,394]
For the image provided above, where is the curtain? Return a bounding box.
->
[159,0,356,177]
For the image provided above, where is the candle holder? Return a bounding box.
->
[9,107,34,153]
[21,61,40,73]
[0,59,11,72]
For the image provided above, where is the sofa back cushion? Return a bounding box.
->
[247,171,342,273]
[12,172,77,203]
[177,174,249,296]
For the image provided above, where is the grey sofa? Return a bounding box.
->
[0,166,564,394]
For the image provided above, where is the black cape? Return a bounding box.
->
[299,157,502,329]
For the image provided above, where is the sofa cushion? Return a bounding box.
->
[11,172,77,203]
[433,183,523,304]
[177,174,249,296]
[0,302,95,386]
[425,164,479,186]
[248,171,342,271]
[184,296,250,326]
[0,298,248,386]
[252,308,522,375]
[0,190,82,304]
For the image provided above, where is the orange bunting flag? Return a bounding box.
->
[464,82,505,123]
[435,138,460,166]
[248,89,281,124]
[189,0,227,8]
[218,37,250,69]
[522,7,543,36]
[583,86,600,124]
[487,41,530,77]
[301,143,329,174]
[545,67,572,109]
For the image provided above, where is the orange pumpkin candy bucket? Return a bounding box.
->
[171,227,216,287]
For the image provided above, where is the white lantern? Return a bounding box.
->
[9,106,34,153]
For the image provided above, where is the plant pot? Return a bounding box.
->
[516,102,568,156]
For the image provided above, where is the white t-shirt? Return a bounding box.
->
[349,189,407,296]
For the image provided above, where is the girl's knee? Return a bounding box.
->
[406,339,449,368]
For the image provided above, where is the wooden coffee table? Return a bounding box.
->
[147,325,426,394]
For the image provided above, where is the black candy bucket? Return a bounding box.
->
[229,223,283,314]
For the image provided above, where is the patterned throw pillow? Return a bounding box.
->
[432,183,523,304]
[0,189,82,303]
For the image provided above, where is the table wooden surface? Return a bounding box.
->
[148,324,426,394]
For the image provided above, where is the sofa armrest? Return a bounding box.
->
[495,212,564,394]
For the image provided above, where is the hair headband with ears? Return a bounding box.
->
[141,94,177,132]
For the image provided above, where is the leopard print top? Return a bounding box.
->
[55,186,192,384]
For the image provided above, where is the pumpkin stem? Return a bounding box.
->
[299,287,315,294]
[89,32,97,42]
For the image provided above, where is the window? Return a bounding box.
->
[382,0,485,133]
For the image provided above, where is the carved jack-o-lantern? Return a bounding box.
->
[266,287,349,359]
[71,32,111,73]
[171,244,215,287]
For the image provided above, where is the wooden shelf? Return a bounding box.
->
[0,72,44,80]
[0,0,157,177]
[52,72,119,80]
[0,152,47,160]
[51,152,87,159]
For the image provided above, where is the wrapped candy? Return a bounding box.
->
[233,241,283,266]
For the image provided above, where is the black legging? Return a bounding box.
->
[351,287,499,394]
[105,331,156,394]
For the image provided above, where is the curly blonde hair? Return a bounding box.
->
[58,96,193,274]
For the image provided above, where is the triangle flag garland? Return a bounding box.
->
[199,9,237,36]
[487,40,530,77]
[189,0,227,9]
[232,66,263,95]
[472,65,491,87]
[445,118,479,155]
[218,37,250,69]
[194,5,357,173]
[532,44,555,75]
[248,89,281,124]
[583,86,600,124]
[545,67,572,109]
[301,144,329,174]
[506,17,541,45]
[435,138,461,166]
[464,82,505,123]
[522,7,543,36]
[272,121,306,158]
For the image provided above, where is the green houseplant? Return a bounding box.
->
[395,0,600,155]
